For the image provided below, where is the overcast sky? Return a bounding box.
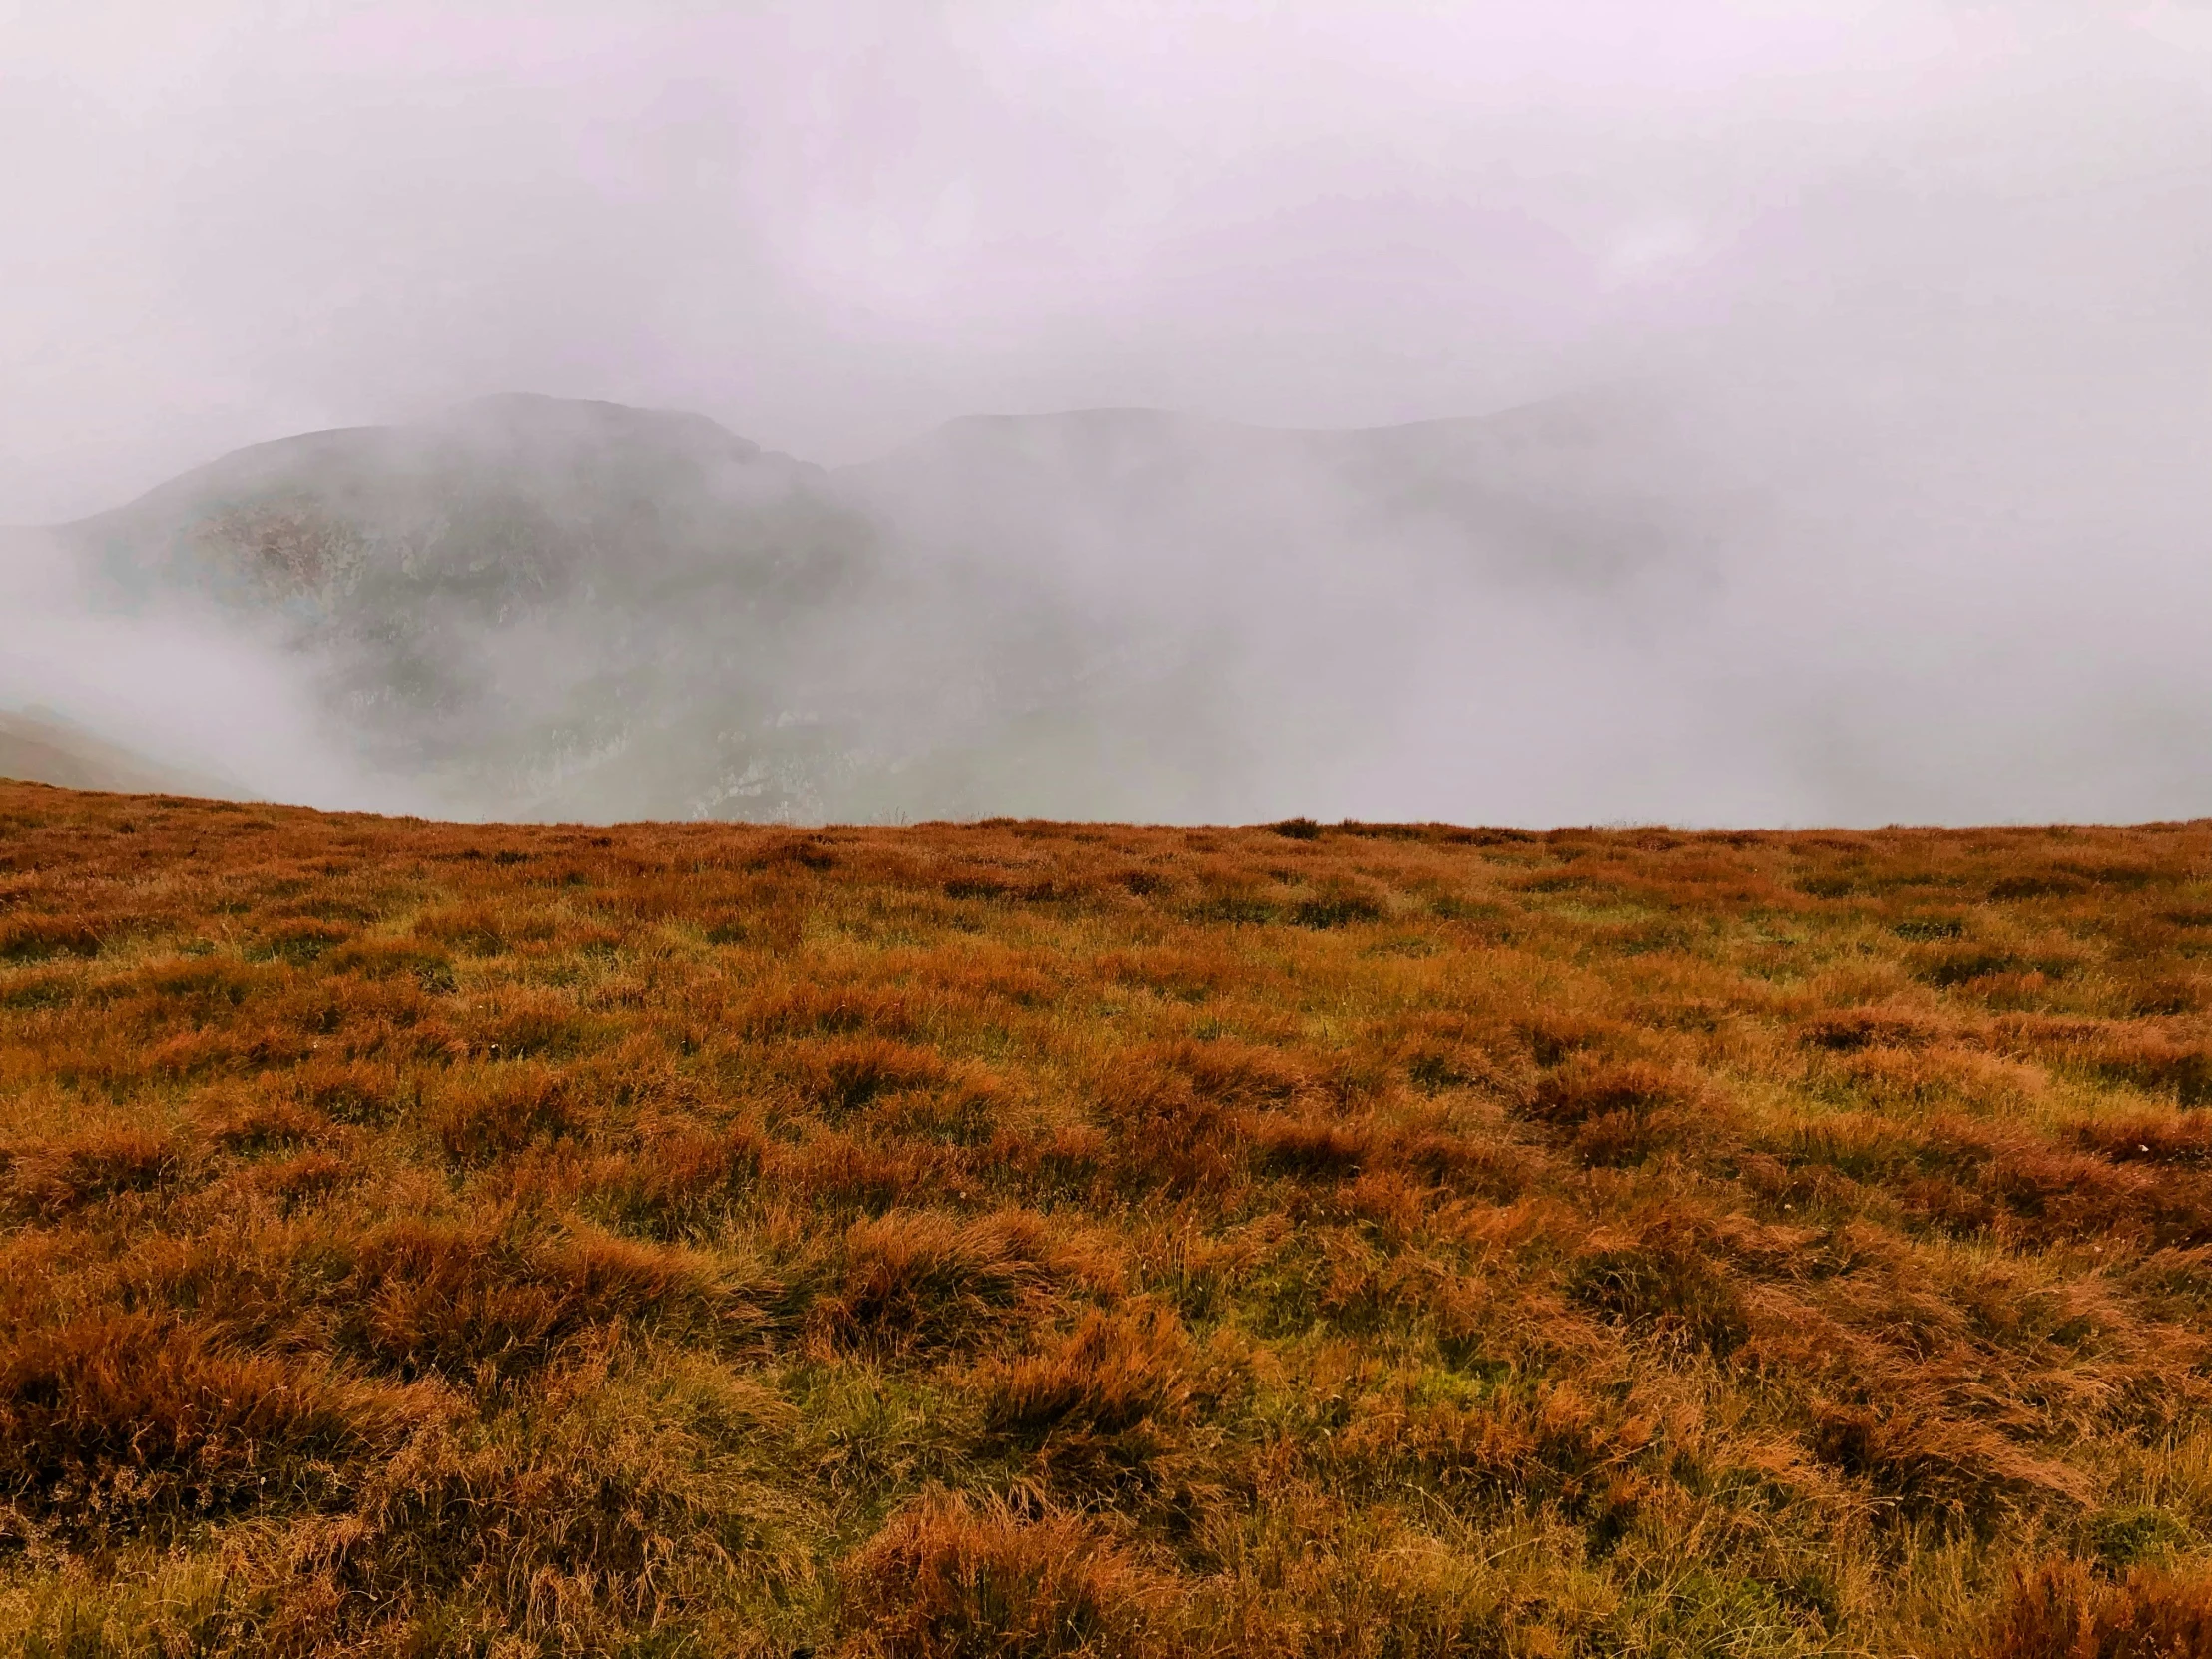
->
[5,1,2209,522]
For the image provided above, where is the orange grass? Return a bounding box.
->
[2,783,2211,1654]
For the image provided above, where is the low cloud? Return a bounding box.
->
[3,3,2207,826]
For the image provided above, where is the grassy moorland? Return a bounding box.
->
[4,783,2212,1657]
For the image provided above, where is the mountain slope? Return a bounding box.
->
[58,395,878,820]
[42,390,1733,822]
[0,707,245,800]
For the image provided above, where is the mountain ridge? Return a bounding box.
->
[18,387,1726,822]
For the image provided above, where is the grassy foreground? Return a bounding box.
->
[4,783,2212,1656]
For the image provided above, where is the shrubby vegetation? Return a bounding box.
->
[3,782,2211,1653]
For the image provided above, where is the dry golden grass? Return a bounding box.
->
[3,783,2212,1655]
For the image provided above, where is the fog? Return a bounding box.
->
[3,3,2209,827]
[0,525,440,813]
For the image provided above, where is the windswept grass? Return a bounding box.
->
[2,783,2211,1654]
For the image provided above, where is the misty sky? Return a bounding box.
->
[7,1,2210,521]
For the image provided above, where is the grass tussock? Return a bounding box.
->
[2,782,2212,1651]
[837,1491,1173,1658]
[1989,1557,2212,1658]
